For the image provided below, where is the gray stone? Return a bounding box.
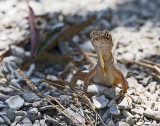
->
[126,117,134,126]
[33,120,40,126]
[26,64,35,77]
[108,119,115,126]
[34,72,45,78]
[28,108,40,122]
[136,122,143,125]
[32,101,42,107]
[118,97,132,109]
[143,109,160,120]
[0,104,7,110]
[40,119,47,126]
[18,117,32,125]
[11,121,17,126]
[30,78,40,84]
[15,116,22,123]
[87,84,121,100]
[3,56,23,65]
[28,108,38,115]
[80,40,94,52]
[131,108,144,115]
[5,95,24,110]
[24,102,33,107]
[59,95,72,101]
[92,95,109,109]
[122,110,134,118]
[0,115,11,125]
[44,114,60,125]
[102,109,109,121]
[10,45,25,58]
[22,92,40,103]
[107,100,116,107]
[6,109,16,122]
[64,108,85,124]
[0,117,4,124]
[146,81,157,93]
[15,111,26,117]
[47,75,58,81]
[109,104,120,116]
[39,105,55,111]
[115,122,129,126]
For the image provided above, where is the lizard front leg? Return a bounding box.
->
[112,65,129,95]
[71,64,98,93]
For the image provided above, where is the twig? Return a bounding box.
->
[71,41,95,66]
[141,59,160,68]
[116,58,160,75]
[17,68,84,125]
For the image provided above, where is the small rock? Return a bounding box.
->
[18,117,32,125]
[64,108,85,124]
[107,100,116,107]
[126,117,134,126]
[136,122,143,125]
[39,105,55,111]
[102,110,109,121]
[108,119,115,126]
[0,117,4,124]
[0,115,11,125]
[87,84,121,100]
[92,95,109,109]
[44,114,60,125]
[143,109,160,120]
[0,104,7,110]
[3,56,23,65]
[5,95,24,110]
[24,102,33,107]
[32,101,42,107]
[40,119,47,126]
[33,120,40,126]
[6,109,16,122]
[26,64,35,77]
[80,40,94,52]
[109,104,120,116]
[28,108,38,115]
[115,121,130,126]
[10,45,25,58]
[28,108,40,122]
[146,81,157,94]
[30,78,40,84]
[131,108,144,115]
[118,97,132,109]
[72,35,80,43]
[122,110,134,118]
[59,95,72,101]
[47,75,58,81]
[15,111,26,117]
[11,121,17,126]
[22,92,40,103]
[15,116,22,123]
[34,72,45,78]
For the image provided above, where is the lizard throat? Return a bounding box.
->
[98,50,113,76]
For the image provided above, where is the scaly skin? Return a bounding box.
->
[71,30,129,95]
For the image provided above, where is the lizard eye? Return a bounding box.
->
[106,33,109,36]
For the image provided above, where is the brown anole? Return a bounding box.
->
[71,30,129,95]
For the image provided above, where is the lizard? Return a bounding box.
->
[71,30,129,95]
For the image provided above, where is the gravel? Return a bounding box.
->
[0,0,160,125]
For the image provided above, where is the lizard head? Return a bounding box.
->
[90,30,112,46]
[90,30,113,53]
[90,30,113,75]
